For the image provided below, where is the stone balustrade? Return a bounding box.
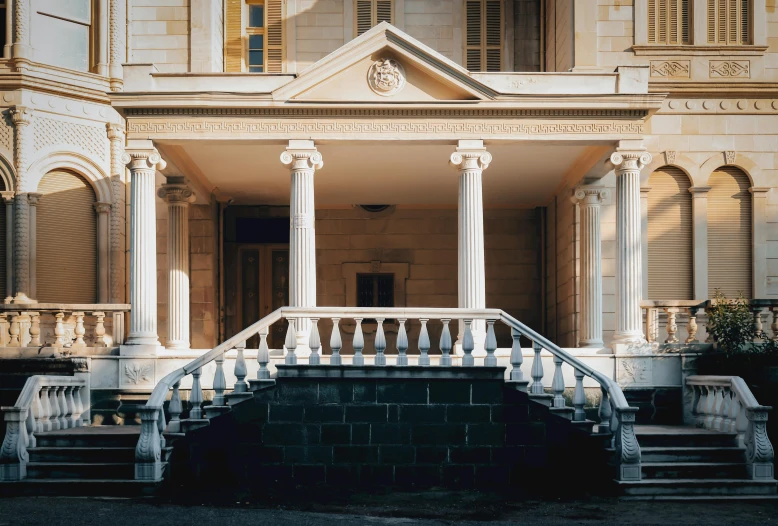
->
[135,306,642,483]
[0,375,88,481]
[687,375,774,480]
[0,304,129,349]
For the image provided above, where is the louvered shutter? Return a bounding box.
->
[266,0,283,72]
[225,0,242,72]
[707,0,749,44]
[356,0,393,36]
[465,0,482,70]
[647,167,694,300]
[37,171,97,303]
[708,167,752,299]
[376,0,392,24]
[648,0,690,44]
[465,0,502,72]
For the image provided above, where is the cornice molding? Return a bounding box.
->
[633,45,768,56]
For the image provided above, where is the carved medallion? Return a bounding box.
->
[368,58,406,96]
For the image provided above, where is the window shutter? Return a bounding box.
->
[649,0,690,44]
[484,0,502,71]
[647,167,694,300]
[376,0,393,24]
[707,0,749,44]
[266,0,284,72]
[225,0,242,72]
[465,0,482,70]
[648,0,657,42]
[37,171,97,303]
[465,0,502,72]
[356,0,393,36]
[708,167,752,299]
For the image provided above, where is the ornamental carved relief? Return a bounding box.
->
[32,117,108,162]
[709,60,750,78]
[650,60,690,78]
[367,58,406,96]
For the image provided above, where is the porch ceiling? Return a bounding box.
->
[158,141,602,207]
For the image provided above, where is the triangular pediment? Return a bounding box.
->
[273,22,494,103]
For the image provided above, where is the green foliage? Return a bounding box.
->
[706,291,768,355]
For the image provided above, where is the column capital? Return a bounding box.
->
[450,146,492,172]
[122,150,166,172]
[94,201,112,214]
[689,186,711,195]
[572,186,608,205]
[0,191,15,203]
[281,141,323,172]
[106,123,125,140]
[10,106,32,127]
[157,183,195,205]
[750,187,771,197]
[27,193,42,206]
[610,150,652,172]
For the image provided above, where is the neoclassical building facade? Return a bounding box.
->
[0,0,775,400]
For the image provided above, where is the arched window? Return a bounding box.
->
[37,170,97,303]
[708,166,752,298]
[647,166,694,300]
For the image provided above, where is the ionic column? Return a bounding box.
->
[108,0,126,91]
[27,193,40,300]
[94,202,112,303]
[281,140,323,353]
[450,140,491,355]
[611,149,652,347]
[106,124,126,303]
[12,0,31,68]
[572,187,607,347]
[1,191,14,302]
[158,180,194,350]
[121,148,166,353]
[11,106,33,304]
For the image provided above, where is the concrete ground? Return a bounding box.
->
[1,493,778,525]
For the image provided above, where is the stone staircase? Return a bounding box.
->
[616,425,778,499]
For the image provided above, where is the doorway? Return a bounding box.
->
[236,245,289,349]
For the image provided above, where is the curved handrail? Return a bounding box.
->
[687,375,763,410]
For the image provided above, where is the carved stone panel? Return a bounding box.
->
[119,359,155,389]
[709,61,750,78]
[650,61,690,78]
[617,357,653,387]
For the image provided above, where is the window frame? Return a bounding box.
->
[35,0,96,73]
[647,0,692,45]
[463,0,504,72]
[245,0,267,73]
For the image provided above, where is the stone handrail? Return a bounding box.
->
[0,304,130,348]
[687,375,774,480]
[0,375,88,481]
[135,307,641,482]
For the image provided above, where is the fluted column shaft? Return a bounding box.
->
[122,150,166,348]
[281,140,323,352]
[158,182,194,350]
[450,141,491,355]
[612,150,652,346]
[573,188,607,347]
[11,106,32,304]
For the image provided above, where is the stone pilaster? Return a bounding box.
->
[121,149,166,354]
[106,124,126,303]
[94,202,112,303]
[1,191,14,302]
[12,0,31,69]
[108,0,125,91]
[11,106,32,304]
[27,192,40,300]
[281,140,323,353]
[572,187,607,347]
[450,140,491,355]
[611,149,652,349]
[158,180,194,350]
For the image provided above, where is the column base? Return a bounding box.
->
[164,340,190,351]
[611,341,655,356]
[578,338,605,348]
[11,293,35,304]
[120,343,162,356]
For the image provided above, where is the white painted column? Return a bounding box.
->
[12,0,31,67]
[611,149,652,348]
[158,180,194,350]
[94,202,111,303]
[121,147,166,354]
[108,0,126,91]
[573,187,607,347]
[1,191,14,302]
[11,106,32,304]
[27,192,40,301]
[450,140,491,355]
[281,140,323,352]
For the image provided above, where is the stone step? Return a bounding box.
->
[0,479,162,497]
[28,447,136,463]
[26,462,135,480]
[618,479,778,497]
[642,462,748,480]
[35,426,140,448]
[635,431,739,448]
[640,447,745,463]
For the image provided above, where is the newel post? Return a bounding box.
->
[0,408,29,481]
[135,406,163,481]
[614,407,642,481]
[745,406,774,480]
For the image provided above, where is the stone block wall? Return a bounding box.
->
[404,0,456,61]
[130,0,191,72]
[295,0,346,69]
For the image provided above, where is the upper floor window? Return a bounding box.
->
[226,0,284,72]
[465,0,503,72]
[707,0,750,45]
[648,0,691,45]
[35,0,91,72]
[356,0,393,36]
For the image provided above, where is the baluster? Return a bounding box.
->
[38,386,51,432]
[484,320,497,367]
[284,319,298,365]
[49,387,61,430]
[190,368,203,419]
[509,327,524,381]
[213,352,226,406]
[644,307,654,343]
[573,370,586,422]
[9,313,19,346]
[374,318,386,366]
[31,386,44,435]
[308,318,321,365]
[753,307,765,340]
[712,386,725,430]
[462,319,475,367]
[53,312,66,347]
[157,406,166,450]
[352,318,365,365]
[330,318,342,366]
[418,318,430,366]
[0,313,9,346]
[530,341,544,395]
[93,312,107,347]
[735,394,748,435]
[695,385,707,427]
[703,386,717,429]
[728,389,740,433]
[25,407,36,449]
[73,386,85,427]
[686,308,699,344]
[439,319,452,367]
[57,386,68,429]
[257,331,270,379]
[551,356,565,408]
[168,381,182,432]
[664,307,679,344]
[65,386,76,428]
[598,388,612,434]
[396,318,408,366]
[720,388,732,432]
[771,307,778,342]
[28,312,41,346]
[72,312,86,348]
[234,340,248,392]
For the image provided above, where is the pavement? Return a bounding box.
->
[2,493,778,525]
